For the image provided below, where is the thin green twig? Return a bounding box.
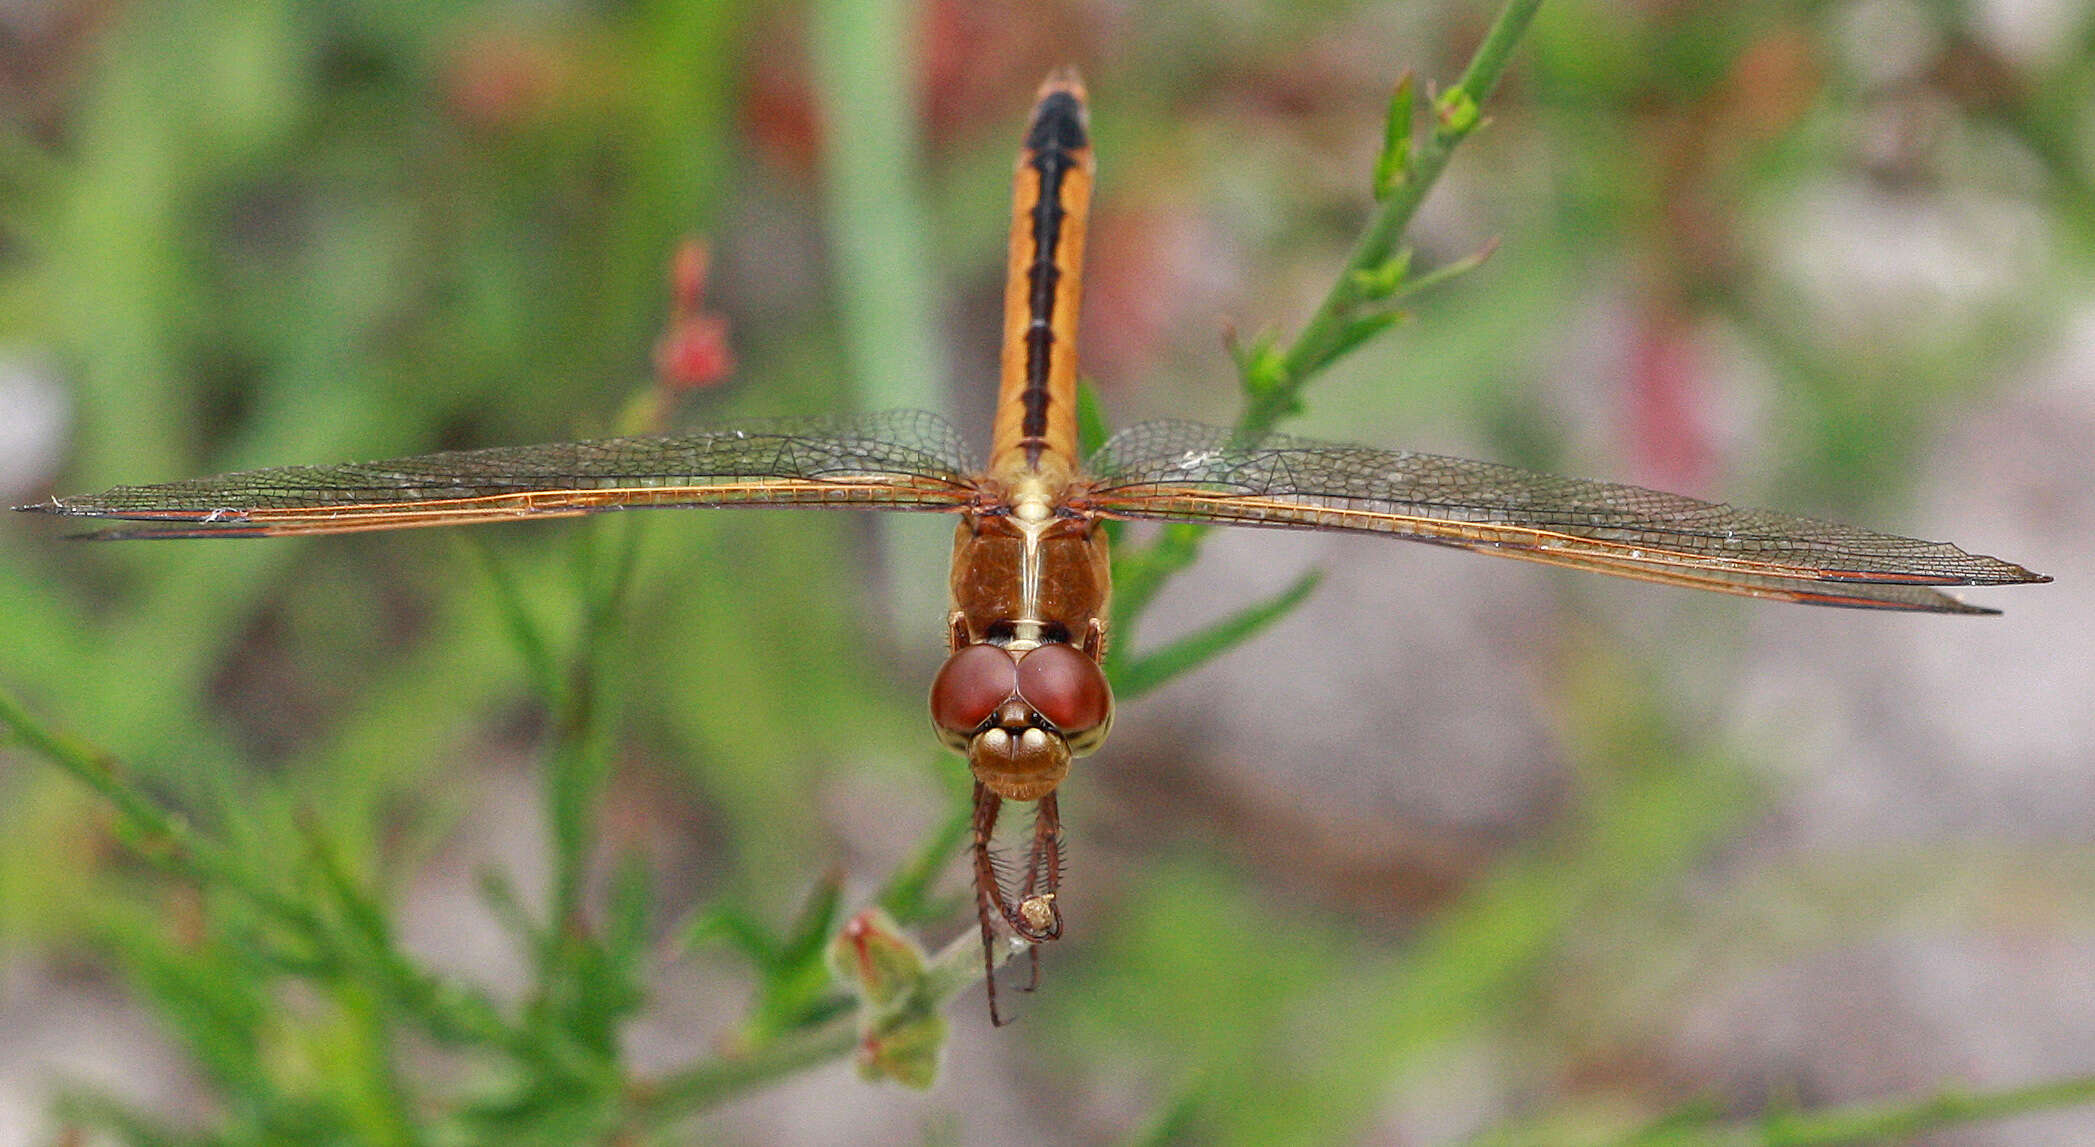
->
[0,683,305,922]
[1752,1074,2095,1146]
[625,1016,860,1122]
[544,517,644,942]
[1114,0,1541,649]
[1243,0,1540,439]
[0,684,522,1051]
[625,925,1026,1127]
[1480,1071,2095,1146]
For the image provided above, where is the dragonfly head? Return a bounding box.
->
[930,641,1114,801]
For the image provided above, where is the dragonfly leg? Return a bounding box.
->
[970,780,1013,1026]
[1081,616,1108,661]
[971,781,1070,1021]
[1014,792,1065,992]
[1017,792,1064,938]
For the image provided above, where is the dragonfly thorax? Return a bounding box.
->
[946,511,1109,655]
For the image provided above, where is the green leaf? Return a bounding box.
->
[826,907,927,1008]
[876,780,973,925]
[1311,311,1407,375]
[682,901,776,964]
[1230,331,1287,396]
[1349,247,1414,299]
[1433,84,1482,138]
[1373,71,1415,199]
[1112,570,1322,701]
[1385,237,1501,305]
[297,812,393,959]
[688,875,855,1037]
[603,851,654,969]
[854,1007,947,1090]
[1110,521,1213,637]
[462,538,562,708]
[829,909,951,1089]
[777,869,846,969]
[476,867,546,954]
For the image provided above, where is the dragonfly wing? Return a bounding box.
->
[1080,420,2048,615]
[18,410,982,538]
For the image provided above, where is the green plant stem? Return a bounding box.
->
[535,516,643,953]
[807,0,943,416]
[627,1017,860,1121]
[1510,1072,2095,1147]
[918,923,1018,1004]
[1750,1074,2095,1146]
[0,684,520,1052]
[627,925,1019,1126]
[0,684,301,920]
[1115,0,1541,641]
[1241,0,1541,441]
[809,0,949,631]
[875,770,976,923]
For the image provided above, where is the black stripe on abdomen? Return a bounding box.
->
[1019,91,1087,462]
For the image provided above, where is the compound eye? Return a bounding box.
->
[1014,642,1111,735]
[930,643,1019,737]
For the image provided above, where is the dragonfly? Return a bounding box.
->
[18,71,2049,1023]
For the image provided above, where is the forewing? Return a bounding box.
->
[1080,421,2047,615]
[18,410,981,538]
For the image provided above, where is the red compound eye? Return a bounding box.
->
[1015,643,1111,734]
[929,643,1018,735]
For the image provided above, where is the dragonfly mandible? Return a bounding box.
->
[17,71,2049,1023]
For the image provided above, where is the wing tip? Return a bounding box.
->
[15,495,174,520]
[1998,562,2052,586]
[1939,550,2051,587]
[1825,560,2051,588]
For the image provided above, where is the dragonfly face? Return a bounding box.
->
[930,639,1112,800]
[16,71,2048,1025]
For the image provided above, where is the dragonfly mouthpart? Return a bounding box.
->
[967,723,1069,802]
